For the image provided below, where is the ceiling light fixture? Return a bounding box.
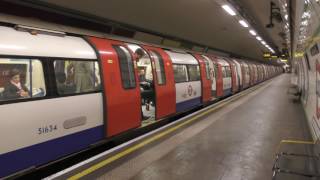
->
[261,41,266,45]
[221,5,236,16]
[249,30,257,36]
[256,36,262,41]
[239,20,249,27]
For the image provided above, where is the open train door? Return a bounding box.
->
[142,46,176,119]
[88,37,141,137]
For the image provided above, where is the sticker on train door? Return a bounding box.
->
[316,59,320,119]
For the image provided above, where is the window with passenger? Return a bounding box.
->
[173,64,188,83]
[0,59,46,101]
[54,60,101,95]
[187,65,200,81]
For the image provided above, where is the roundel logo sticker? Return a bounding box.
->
[187,85,193,96]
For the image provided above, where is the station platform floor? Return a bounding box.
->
[67,74,312,180]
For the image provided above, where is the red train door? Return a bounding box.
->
[193,54,211,103]
[88,37,141,137]
[142,46,176,119]
[210,56,223,97]
[228,61,237,93]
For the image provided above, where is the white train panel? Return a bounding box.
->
[175,81,201,112]
[0,93,104,155]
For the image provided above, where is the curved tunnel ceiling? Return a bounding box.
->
[24,0,285,60]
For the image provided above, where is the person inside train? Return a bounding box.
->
[55,72,75,95]
[67,61,96,93]
[135,48,155,120]
[138,69,146,82]
[3,69,29,100]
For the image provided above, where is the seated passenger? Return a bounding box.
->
[139,69,146,82]
[3,69,29,100]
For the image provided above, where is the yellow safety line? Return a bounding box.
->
[274,138,317,157]
[67,82,268,180]
[280,140,316,144]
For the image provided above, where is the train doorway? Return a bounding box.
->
[127,44,156,126]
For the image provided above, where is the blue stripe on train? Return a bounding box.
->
[176,97,201,113]
[223,88,232,96]
[0,125,104,178]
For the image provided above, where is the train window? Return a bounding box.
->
[150,50,166,85]
[187,65,200,81]
[0,59,46,102]
[113,45,136,89]
[54,60,101,95]
[173,64,188,83]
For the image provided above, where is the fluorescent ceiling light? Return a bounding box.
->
[285,14,288,20]
[222,5,236,16]
[256,36,262,41]
[249,30,256,36]
[239,20,249,27]
[261,41,266,45]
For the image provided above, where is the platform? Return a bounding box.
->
[48,74,311,180]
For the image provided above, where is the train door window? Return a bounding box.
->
[173,64,188,83]
[0,59,46,102]
[113,45,136,89]
[187,65,200,81]
[222,67,227,78]
[203,59,211,80]
[150,50,166,85]
[53,60,101,95]
[310,43,319,56]
[225,66,231,77]
[245,66,250,76]
[214,64,218,78]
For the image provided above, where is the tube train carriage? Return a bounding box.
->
[0,25,282,178]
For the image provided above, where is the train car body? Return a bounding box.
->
[166,51,202,113]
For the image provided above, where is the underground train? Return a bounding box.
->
[0,25,282,178]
